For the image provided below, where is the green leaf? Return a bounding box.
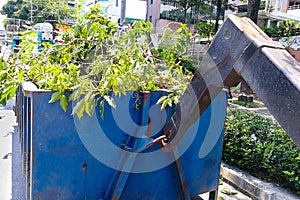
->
[49,92,61,103]
[100,100,105,119]
[220,188,238,195]
[60,94,68,112]
[84,92,96,116]
[103,95,116,109]
[173,96,179,105]
[72,99,86,119]
[161,99,168,110]
[157,96,168,105]
[167,98,173,107]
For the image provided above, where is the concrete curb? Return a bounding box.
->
[227,102,276,121]
[221,163,300,200]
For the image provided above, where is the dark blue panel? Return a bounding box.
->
[15,88,226,199]
[31,92,115,200]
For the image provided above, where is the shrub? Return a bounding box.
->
[223,108,300,194]
[194,21,214,38]
[262,20,300,38]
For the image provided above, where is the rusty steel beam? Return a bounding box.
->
[164,14,300,149]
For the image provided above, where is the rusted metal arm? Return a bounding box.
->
[163,14,300,150]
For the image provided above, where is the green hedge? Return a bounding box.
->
[223,108,300,194]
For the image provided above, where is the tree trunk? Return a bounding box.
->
[214,0,222,33]
[184,8,188,23]
[189,8,192,25]
[120,0,127,24]
[247,0,261,23]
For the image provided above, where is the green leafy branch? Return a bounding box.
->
[0,4,195,118]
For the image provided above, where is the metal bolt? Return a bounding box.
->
[82,163,87,172]
[223,29,231,40]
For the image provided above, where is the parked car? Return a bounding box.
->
[11,35,22,53]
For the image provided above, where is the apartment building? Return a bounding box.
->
[225,0,300,28]
[76,0,146,23]
[108,0,146,23]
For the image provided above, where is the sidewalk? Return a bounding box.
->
[0,102,15,200]
[220,163,300,200]
[198,180,251,200]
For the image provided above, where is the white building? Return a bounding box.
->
[107,0,146,22]
[225,0,300,28]
[75,0,146,23]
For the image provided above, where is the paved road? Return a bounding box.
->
[0,103,15,200]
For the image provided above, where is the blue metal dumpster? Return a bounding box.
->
[14,82,227,200]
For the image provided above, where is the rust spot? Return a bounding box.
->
[175,159,183,174]
[165,129,172,137]
[182,180,188,194]
[146,117,152,137]
[143,91,150,100]
[112,196,121,200]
